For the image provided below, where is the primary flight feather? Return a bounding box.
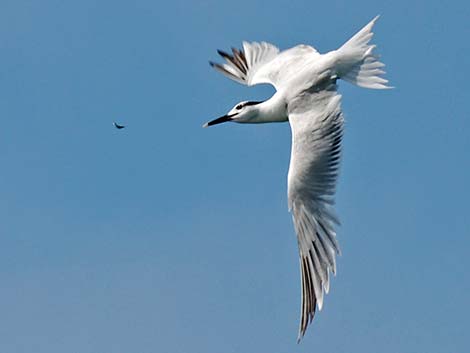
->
[204,16,391,341]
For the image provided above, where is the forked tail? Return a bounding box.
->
[335,16,392,89]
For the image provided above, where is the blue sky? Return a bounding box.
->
[1,0,469,352]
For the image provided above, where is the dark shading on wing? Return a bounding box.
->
[209,41,279,86]
[114,122,125,129]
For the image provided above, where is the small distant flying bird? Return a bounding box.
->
[114,122,125,129]
[204,16,391,342]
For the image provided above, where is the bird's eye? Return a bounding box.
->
[236,104,243,110]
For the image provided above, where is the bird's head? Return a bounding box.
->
[203,100,263,127]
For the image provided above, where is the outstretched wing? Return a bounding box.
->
[287,81,343,341]
[210,41,280,87]
[210,42,323,91]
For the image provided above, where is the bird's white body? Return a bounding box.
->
[205,16,390,341]
[248,92,287,123]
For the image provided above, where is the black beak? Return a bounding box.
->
[203,114,235,128]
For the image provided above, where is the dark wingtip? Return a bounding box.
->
[217,49,229,57]
[209,61,215,67]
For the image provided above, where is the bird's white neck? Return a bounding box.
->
[253,92,288,123]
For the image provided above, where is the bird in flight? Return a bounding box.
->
[204,16,391,341]
[114,122,125,129]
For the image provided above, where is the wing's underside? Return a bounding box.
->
[210,42,323,91]
[210,41,280,86]
[287,82,343,341]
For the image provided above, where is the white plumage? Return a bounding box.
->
[205,16,391,341]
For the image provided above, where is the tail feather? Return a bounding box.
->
[335,16,392,89]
